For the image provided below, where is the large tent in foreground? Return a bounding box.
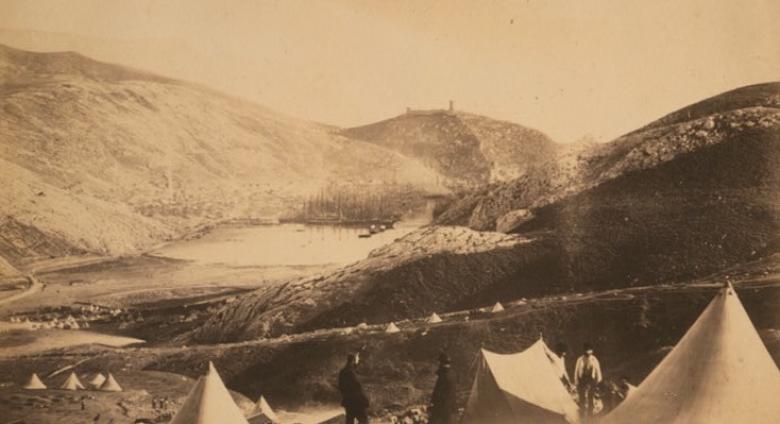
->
[170,362,250,424]
[462,339,579,424]
[602,283,780,424]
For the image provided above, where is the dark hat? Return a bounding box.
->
[438,353,451,364]
[583,342,593,351]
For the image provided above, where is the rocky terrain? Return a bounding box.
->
[190,226,533,342]
[340,110,558,188]
[434,83,780,289]
[436,82,780,230]
[0,44,445,273]
[193,82,780,344]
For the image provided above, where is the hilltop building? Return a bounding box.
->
[405,100,456,116]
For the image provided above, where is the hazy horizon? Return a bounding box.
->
[1,0,778,142]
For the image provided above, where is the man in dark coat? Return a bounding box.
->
[338,353,369,424]
[429,353,457,424]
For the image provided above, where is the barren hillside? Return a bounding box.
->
[436,82,780,230]
[0,44,444,272]
[193,83,780,343]
[340,110,558,188]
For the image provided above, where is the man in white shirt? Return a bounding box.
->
[574,342,603,416]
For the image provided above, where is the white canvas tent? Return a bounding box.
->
[547,348,571,387]
[462,339,580,424]
[22,373,47,390]
[170,362,250,424]
[385,322,401,333]
[247,395,280,424]
[100,373,123,392]
[59,372,85,390]
[86,372,106,389]
[602,283,780,424]
[490,302,505,313]
[427,313,443,324]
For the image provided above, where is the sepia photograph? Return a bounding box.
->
[0,1,778,423]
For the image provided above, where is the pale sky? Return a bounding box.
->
[0,0,778,142]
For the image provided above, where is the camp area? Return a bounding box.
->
[0,369,255,424]
[459,283,780,424]
[1,282,778,424]
[600,283,780,423]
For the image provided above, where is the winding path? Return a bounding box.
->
[0,273,44,307]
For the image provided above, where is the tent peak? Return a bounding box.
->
[23,373,47,390]
[170,362,249,424]
[464,341,579,424]
[601,280,780,423]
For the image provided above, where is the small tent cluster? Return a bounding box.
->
[461,338,579,424]
[20,370,123,392]
[601,283,780,423]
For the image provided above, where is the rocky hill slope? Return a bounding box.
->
[340,110,558,188]
[190,226,538,342]
[0,44,443,272]
[437,82,780,230]
[192,83,780,343]
[434,82,780,288]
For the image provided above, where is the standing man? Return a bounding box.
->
[429,353,457,424]
[338,353,370,424]
[574,342,603,416]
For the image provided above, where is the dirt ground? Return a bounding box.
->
[1,277,777,423]
[0,252,777,423]
[1,254,334,315]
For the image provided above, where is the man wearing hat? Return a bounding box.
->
[429,353,457,424]
[574,342,603,416]
[338,352,370,424]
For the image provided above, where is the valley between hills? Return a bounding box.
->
[1,44,779,423]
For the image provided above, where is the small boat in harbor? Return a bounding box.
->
[358,233,372,238]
